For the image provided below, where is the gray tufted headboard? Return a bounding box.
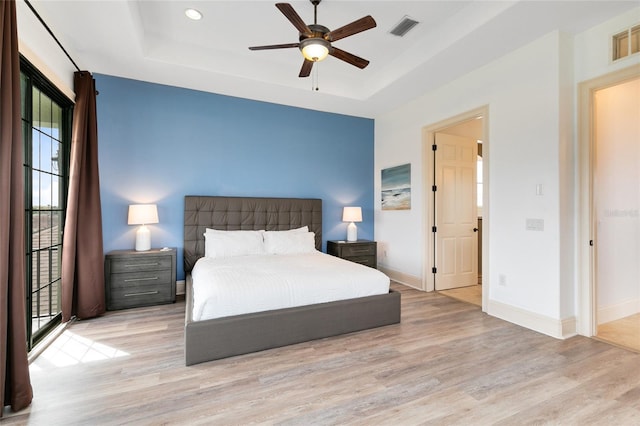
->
[184,196,323,273]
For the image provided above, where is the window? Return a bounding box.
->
[613,24,640,61]
[20,57,73,350]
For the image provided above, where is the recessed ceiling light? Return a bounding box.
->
[185,8,202,21]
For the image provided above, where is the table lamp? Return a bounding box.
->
[342,206,362,242]
[128,204,159,251]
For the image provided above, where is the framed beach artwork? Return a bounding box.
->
[381,163,411,210]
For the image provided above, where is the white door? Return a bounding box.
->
[435,133,478,290]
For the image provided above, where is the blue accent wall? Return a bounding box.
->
[95,74,375,279]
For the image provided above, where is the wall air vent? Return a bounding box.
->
[389,16,419,37]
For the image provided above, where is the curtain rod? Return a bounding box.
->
[23,0,81,72]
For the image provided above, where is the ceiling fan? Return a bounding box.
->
[248,1,376,77]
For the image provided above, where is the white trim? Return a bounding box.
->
[577,65,640,337]
[421,106,490,310]
[176,279,186,296]
[379,267,422,290]
[598,298,640,324]
[18,42,75,102]
[488,300,577,339]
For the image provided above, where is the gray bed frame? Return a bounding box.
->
[183,195,401,366]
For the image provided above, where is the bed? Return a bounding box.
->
[184,195,401,366]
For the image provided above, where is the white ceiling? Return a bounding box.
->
[21,0,639,118]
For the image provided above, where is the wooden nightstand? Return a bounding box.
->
[327,240,377,269]
[105,248,176,310]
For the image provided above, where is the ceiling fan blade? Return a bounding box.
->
[327,16,376,42]
[299,59,313,77]
[276,3,312,35]
[249,43,300,51]
[329,47,370,69]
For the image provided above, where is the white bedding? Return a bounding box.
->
[190,251,390,321]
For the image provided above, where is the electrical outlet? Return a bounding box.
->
[383,250,388,258]
[499,274,507,286]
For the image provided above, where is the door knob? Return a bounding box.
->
[473,228,479,232]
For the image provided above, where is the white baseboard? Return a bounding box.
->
[488,300,577,339]
[176,279,186,296]
[598,298,640,324]
[378,267,423,290]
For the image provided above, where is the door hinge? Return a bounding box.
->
[432,267,437,274]
[432,185,437,192]
[432,144,437,151]
[432,226,437,233]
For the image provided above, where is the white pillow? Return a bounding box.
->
[263,231,316,255]
[203,230,265,258]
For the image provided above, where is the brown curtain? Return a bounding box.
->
[61,71,105,321]
[0,0,33,415]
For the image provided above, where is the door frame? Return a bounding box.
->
[422,105,489,311]
[577,65,640,336]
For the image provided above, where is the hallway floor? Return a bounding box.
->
[438,284,482,307]
[597,313,640,353]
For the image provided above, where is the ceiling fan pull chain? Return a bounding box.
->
[313,63,320,91]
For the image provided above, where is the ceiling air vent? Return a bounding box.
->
[389,16,419,37]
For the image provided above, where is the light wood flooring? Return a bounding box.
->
[3,283,640,425]
[597,313,640,353]
[438,285,482,307]
[438,286,640,354]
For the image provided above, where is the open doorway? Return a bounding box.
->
[423,107,488,310]
[592,77,640,352]
[578,66,640,352]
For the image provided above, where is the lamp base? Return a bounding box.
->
[135,225,151,251]
[346,222,358,242]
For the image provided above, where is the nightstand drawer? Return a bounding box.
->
[110,256,172,273]
[108,281,173,309]
[109,269,172,289]
[347,256,377,268]
[341,244,376,257]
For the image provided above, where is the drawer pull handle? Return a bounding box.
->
[124,290,159,297]
[124,277,159,282]
[124,263,159,267]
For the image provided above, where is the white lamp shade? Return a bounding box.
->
[128,204,159,225]
[342,207,362,223]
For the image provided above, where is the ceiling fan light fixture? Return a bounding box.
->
[300,38,330,62]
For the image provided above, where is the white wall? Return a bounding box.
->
[375,7,640,338]
[16,0,75,100]
[376,31,568,327]
[574,7,640,84]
